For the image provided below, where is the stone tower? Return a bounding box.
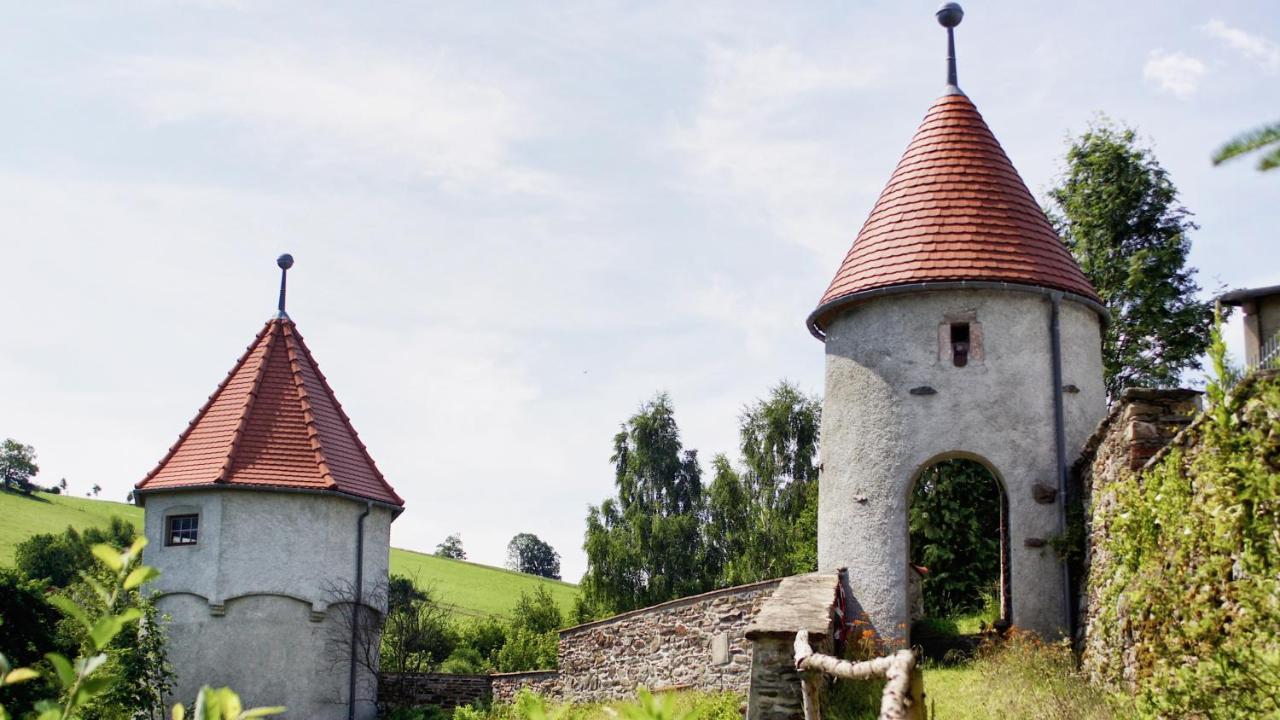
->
[808,5,1106,642]
[134,256,404,719]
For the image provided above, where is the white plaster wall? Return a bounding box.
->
[817,289,1105,642]
[143,490,394,719]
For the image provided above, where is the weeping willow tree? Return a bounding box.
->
[908,458,1002,617]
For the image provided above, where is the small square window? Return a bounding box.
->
[166,514,199,546]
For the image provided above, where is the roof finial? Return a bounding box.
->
[276,253,294,319]
[936,2,964,94]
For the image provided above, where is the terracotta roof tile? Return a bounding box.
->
[808,92,1100,337]
[136,318,403,506]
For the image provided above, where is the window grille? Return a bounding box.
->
[166,514,199,546]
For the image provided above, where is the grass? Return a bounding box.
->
[828,633,1130,720]
[389,547,579,621]
[0,489,578,621]
[453,688,743,720]
[0,489,142,564]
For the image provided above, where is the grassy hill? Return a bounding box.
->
[0,490,577,621]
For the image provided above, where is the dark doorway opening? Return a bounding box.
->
[908,457,1009,652]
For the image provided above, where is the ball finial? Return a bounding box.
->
[277,253,294,270]
[936,2,964,28]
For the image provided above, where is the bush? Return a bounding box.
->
[440,646,487,674]
[496,628,558,672]
[14,517,136,588]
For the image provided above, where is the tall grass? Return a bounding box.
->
[921,633,1129,719]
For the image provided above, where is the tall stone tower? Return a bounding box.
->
[134,255,404,719]
[808,4,1106,642]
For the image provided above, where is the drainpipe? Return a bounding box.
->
[348,500,372,720]
[1048,292,1072,635]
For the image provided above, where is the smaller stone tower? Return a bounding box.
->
[135,255,404,719]
[809,4,1107,643]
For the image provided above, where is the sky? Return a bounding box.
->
[1,1,1276,583]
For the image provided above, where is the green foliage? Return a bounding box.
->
[1,439,39,494]
[439,646,487,674]
[1213,120,1280,172]
[456,616,508,667]
[506,534,561,580]
[1089,324,1280,716]
[908,459,1001,617]
[495,628,558,673]
[381,577,457,675]
[15,518,136,589]
[510,587,563,636]
[1048,119,1212,398]
[435,534,467,560]
[705,382,820,586]
[582,393,709,615]
[0,571,75,711]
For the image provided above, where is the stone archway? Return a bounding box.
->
[906,453,1009,639]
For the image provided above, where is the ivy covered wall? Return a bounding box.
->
[1078,369,1280,717]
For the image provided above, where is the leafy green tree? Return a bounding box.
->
[380,577,456,675]
[581,393,709,614]
[510,587,563,636]
[0,439,38,493]
[908,459,1002,617]
[706,382,821,585]
[1048,120,1213,398]
[1213,121,1280,172]
[434,534,466,560]
[506,534,561,580]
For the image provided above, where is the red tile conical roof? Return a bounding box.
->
[807,92,1101,338]
[136,317,403,507]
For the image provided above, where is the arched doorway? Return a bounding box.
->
[907,455,1009,640]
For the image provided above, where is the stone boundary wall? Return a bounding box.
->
[491,671,561,704]
[379,672,492,709]
[494,579,783,704]
[1073,387,1201,681]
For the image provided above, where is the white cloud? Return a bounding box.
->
[1143,50,1206,98]
[670,44,881,259]
[109,48,558,195]
[1203,19,1280,72]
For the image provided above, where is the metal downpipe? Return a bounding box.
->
[348,500,372,720]
[1048,292,1072,635]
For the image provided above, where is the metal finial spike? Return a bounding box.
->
[276,253,294,317]
[936,3,964,92]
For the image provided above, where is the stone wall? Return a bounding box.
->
[491,671,561,704]
[495,579,782,704]
[1073,387,1201,681]
[379,673,492,709]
